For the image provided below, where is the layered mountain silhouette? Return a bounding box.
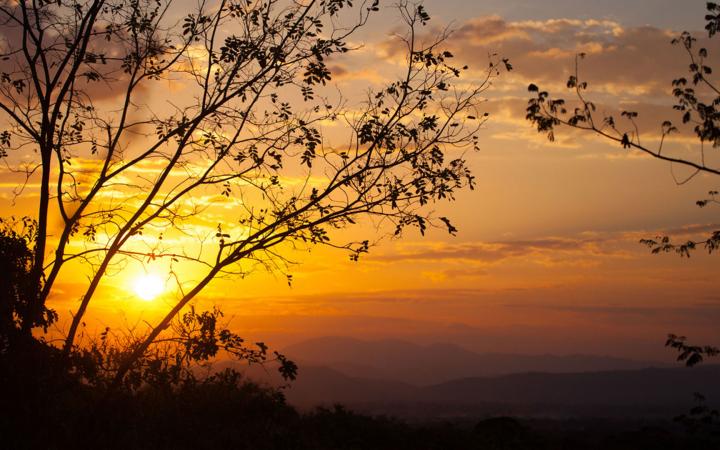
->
[281,336,669,385]
[220,337,719,418]
[280,365,720,418]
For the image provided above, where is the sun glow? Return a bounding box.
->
[133,274,166,301]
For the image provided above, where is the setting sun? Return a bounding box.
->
[132,274,166,301]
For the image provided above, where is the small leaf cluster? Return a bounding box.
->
[666,333,720,367]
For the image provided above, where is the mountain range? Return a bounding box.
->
[281,336,670,385]
[221,336,718,418]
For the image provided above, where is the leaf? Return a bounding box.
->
[621,133,631,149]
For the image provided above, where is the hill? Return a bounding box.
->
[279,364,720,418]
[282,336,669,385]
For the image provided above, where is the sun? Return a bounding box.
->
[132,274,166,301]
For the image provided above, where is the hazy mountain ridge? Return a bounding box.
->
[424,366,720,405]
[281,336,670,386]
[207,336,720,419]
[277,364,720,418]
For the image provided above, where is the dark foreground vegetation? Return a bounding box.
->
[2,341,720,450]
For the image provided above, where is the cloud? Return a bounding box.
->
[503,300,720,325]
[194,284,720,358]
[423,267,489,282]
[327,64,387,83]
[660,223,720,237]
[450,16,708,96]
[0,13,154,104]
[364,222,720,272]
[370,236,621,265]
[378,14,718,99]
[369,13,720,161]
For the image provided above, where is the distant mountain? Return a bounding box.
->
[424,366,720,405]
[277,364,720,418]
[280,365,419,405]
[282,336,668,386]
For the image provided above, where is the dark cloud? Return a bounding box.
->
[440,267,489,278]
[379,15,720,98]
[503,300,720,324]
[661,223,720,237]
[371,236,616,264]
[0,17,148,103]
[369,222,720,265]
[462,17,699,92]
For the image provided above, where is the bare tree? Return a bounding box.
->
[0,0,504,382]
[526,2,720,257]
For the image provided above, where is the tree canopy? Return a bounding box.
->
[0,0,505,382]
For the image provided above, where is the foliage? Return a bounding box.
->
[0,286,299,448]
[0,218,57,347]
[664,334,720,440]
[526,2,720,257]
[674,392,720,438]
[0,0,504,382]
[665,334,720,368]
[67,305,297,392]
[639,227,720,257]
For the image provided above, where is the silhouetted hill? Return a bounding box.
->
[210,360,420,404]
[282,336,668,385]
[282,365,420,405]
[424,366,720,406]
[275,364,720,418]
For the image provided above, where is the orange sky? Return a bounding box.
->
[3,0,719,361]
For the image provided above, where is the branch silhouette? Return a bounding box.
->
[526,3,720,257]
[0,0,508,384]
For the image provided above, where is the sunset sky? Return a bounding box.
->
[5,0,719,361]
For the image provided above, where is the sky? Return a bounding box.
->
[3,0,719,361]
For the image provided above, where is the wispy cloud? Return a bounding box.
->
[370,236,623,264]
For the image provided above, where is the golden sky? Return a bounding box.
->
[3,0,719,360]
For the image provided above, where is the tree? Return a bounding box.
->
[0,0,504,383]
[526,2,720,258]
